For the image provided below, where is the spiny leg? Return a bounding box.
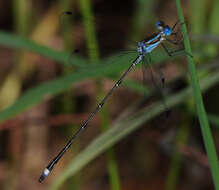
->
[161,43,193,58]
[170,20,187,47]
[171,20,186,32]
[171,21,180,32]
[166,38,183,46]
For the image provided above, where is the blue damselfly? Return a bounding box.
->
[39,20,186,183]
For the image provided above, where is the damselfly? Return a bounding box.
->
[39,20,186,182]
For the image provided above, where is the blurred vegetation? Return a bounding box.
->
[0,0,219,190]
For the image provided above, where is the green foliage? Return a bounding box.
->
[1,1,219,189]
[49,70,219,190]
[176,0,219,189]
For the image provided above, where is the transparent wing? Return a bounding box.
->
[142,54,170,118]
[60,11,139,67]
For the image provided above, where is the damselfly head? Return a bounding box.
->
[163,26,172,36]
[156,21,165,31]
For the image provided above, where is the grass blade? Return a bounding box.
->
[0,53,137,122]
[0,31,88,67]
[176,1,219,189]
[49,69,219,190]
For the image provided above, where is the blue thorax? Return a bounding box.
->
[137,33,162,55]
[137,21,172,56]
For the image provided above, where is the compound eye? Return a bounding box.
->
[156,21,165,30]
[164,26,172,36]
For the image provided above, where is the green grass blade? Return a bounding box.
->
[129,0,156,41]
[0,31,202,67]
[176,1,219,189]
[0,47,214,124]
[0,30,210,124]
[49,69,219,190]
[0,52,139,122]
[0,31,88,67]
[189,0,207,35]
[0,30,204,70]
[165,124,189,190]
[79,0,99,62]
[207,0,219,56]
[79,0,121,188]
